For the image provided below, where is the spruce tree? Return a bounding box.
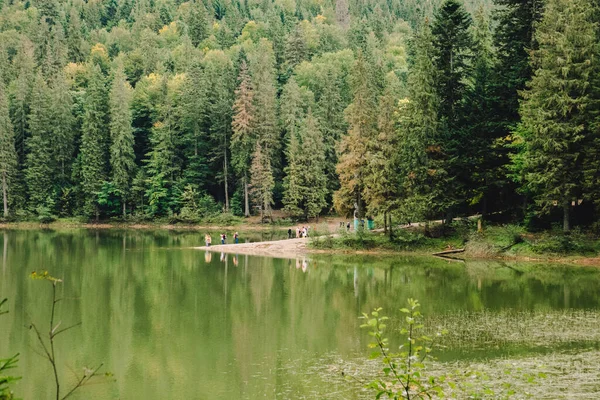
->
[517,0,598,232]
[187,0,209,47]
[80,64,109,220]
[334,51,377,218]
[204,50,234,211]
[181,59,210,191]
[282,128,304,217]
[231,60,255,217]
[299,110,327,219]
[0,82,17,218]
[49,73,75,185]
[249,141,274,220]
[109,65,136,218]
[431,0,474,218]
[364,77,400,230]
[397,21,450,225]
[25,72,55,213]
[464,6,497,216]
[248,39,279,171]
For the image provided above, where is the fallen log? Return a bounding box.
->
[432,248,465,256]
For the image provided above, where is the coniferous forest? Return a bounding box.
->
[0,0,598,232]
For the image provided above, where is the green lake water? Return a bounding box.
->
[1,229,600,399]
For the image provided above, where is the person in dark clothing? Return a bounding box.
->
[288,228,292,238]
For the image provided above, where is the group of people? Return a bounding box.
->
[339,221,352,231]
[288,226,310,238]
[205,232,239,247]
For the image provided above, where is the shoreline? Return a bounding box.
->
[2,221,599,266]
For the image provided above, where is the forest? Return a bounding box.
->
[0,0,597,232]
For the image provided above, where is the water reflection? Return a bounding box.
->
[1,230,600,399]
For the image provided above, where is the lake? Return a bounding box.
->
[1,229,600,399]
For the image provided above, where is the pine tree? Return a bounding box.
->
[9,39,35,166]
[280,77,307,144]
[145,76,180,217]
[26,72,55,212]
[463,6,498,216]
[517,0,598,232]
[204,50,234,211]
[493,0,544,131]
[0,82,17,218]
[431,0,474,219]
[187,0,209,47]
[80,64,109,220]
[299,110,328,219]
[364,76,400,231]
[248,39,279,171]
[282,128,304,217]
[318,68,346,199]
[181,59,210,191]
[334,51,377,218]
[283,110,328,219]
[231,60,255,217]
[249,141,274,220]
[109,65,136,218]
[397,21,450,225]
[284,26,308,75]
[49,73,75,184]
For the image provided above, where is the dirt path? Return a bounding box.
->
[196,237,311,259]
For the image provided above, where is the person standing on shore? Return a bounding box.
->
[206,234,212,247]
[288,228,292,239]
[234,232,239,244]
[221,233,226,244]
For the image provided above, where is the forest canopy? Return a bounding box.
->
[0,0,598,232]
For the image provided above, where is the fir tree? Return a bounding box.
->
[398,21,450,225]
[249,141,274,220]
[431,0,474,218]
[517,0,598,232]
[334,51,377,218]
[80,65,109,220]
[231,60,255,217]
[49,73,75,185]
[109,65,136,218]
[464,6,498,216]
[181,60,210,191]
[299,110,327,219]
[364,76,400,232]
[204,50,235,211]
[0,82,18,218]
[25,72,55,212]
[187,0,209,47]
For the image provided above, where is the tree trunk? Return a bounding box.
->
[224,150,229,212]
[388,214,393,240]
[563,201,570,232]
[122,200,126,219]
[244,174,249,217]
[95,206,99,223]
[2,171,7,218]
[383,211,387,235]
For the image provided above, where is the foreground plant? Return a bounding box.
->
[360,299,447,399]
[29,271,109,400]
[0,298,20,400]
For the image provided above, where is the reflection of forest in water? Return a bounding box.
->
[1,230,600,399]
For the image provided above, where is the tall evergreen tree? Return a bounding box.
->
[204,51,235,211]
[364,77,400,231]
[80,65,109,220]
[231,60,255,217]
[181,60,210,191]
[25,72,55,213]
[283,110,327,219]
[109,65,136,217]
[249,141,274,220]
[397,21,450,225]
[0,82,17,218]
[431,0,474,219]
[517,0,598,232]
[334,51,377,218]
[49,73,75,185]
[464,6,498,216]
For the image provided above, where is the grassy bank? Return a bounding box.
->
[310,223,600,261]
